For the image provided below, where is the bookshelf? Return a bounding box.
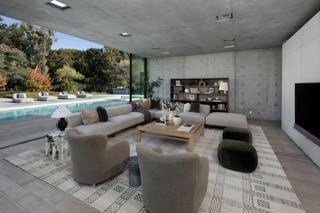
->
[170,78,229,112]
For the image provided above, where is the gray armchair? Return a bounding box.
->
[136,144,209,213]
[67,129,129,186]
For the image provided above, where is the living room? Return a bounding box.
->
[0,1,320,213]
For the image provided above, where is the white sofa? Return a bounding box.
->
[179,104,210,124]
[37,92,57,101]
[12,93,34,103]
[76,91,93,98]
[58,92,76,99]
[68,104,144,136]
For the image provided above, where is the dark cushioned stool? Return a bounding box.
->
[223,127,253,144]
[218,139,258,173]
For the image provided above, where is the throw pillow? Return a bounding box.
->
[183,103,191,112]
[81,109,99,125]
[129,101,140,111]
[190,102,200,113]
[139,99,151,110]
[96,106,108,122]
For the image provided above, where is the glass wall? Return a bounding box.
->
[131,55,146,101]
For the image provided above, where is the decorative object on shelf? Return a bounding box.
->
[175,80,182,86]
[173,115,182,126]
[190,87,199,94]
[214,82,219,87]
[174,86,182,93]
[51,106,72,131]
[188,95,195,100]
[218,103,226,111]
[207,97,213,101]
[198,79,206,86]
[209,88,214,94]
[173,94,177,100]
[219,81,229,94]
[184,88,190,93]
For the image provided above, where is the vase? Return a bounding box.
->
[173,116,182,126]
[168,111,174,123]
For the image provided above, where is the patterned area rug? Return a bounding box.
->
[5,125,305,213]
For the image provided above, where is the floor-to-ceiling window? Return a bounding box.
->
[130,55,146,101]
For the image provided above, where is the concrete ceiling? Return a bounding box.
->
[0,0,320,58]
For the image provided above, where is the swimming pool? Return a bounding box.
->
[0,99,128,122]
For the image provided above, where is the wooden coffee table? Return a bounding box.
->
[136,122,204,151]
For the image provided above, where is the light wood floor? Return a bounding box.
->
[0,119,319,213]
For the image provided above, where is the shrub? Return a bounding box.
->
[0,74,7,89]
[56,65,84,92]
[26,67,52,91]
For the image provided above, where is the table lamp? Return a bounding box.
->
[51,106,72,131]
[219,81,229,94]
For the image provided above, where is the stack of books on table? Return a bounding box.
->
[177,124,194,132]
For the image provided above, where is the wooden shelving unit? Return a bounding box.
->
[170,78,229,112]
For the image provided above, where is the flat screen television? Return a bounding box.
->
[295,83,320,146]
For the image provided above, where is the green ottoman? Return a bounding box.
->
[223,127,252,144]
[218,139,258,173]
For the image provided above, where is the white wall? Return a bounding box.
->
[149,48,282,120]
[282,11,320,166]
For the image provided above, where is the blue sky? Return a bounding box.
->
[1,15,104,50]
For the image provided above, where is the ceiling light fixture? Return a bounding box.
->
[216,13,233,22]
[119,32,132,37]
[47,0,71,10]
[161,51,170,55]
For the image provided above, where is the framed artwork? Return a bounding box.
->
[188,95,195,100]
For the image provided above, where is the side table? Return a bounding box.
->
[46,131,66,160]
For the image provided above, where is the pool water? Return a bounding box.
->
[0,99,128,122]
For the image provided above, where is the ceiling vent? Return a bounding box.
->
[224,39,236,49]
[216,13,233,22]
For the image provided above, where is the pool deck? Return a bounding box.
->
[0,94,129,111]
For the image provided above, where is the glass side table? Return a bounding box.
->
[46,131,66,160]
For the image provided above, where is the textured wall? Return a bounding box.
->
[282,11,320,167]
[148,48,282,120]
[235,49,282,120]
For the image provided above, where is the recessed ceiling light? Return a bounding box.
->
[216,13,233,22]
[47,0,70,10]
[224,45,236,49]
[161,51,170,55]
[119,32,132,37]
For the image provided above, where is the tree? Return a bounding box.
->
[47,49,81,80]
[26,67,52,91]
[0,20,54,71]
[0,44,28,90]
[56,65,84,92]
